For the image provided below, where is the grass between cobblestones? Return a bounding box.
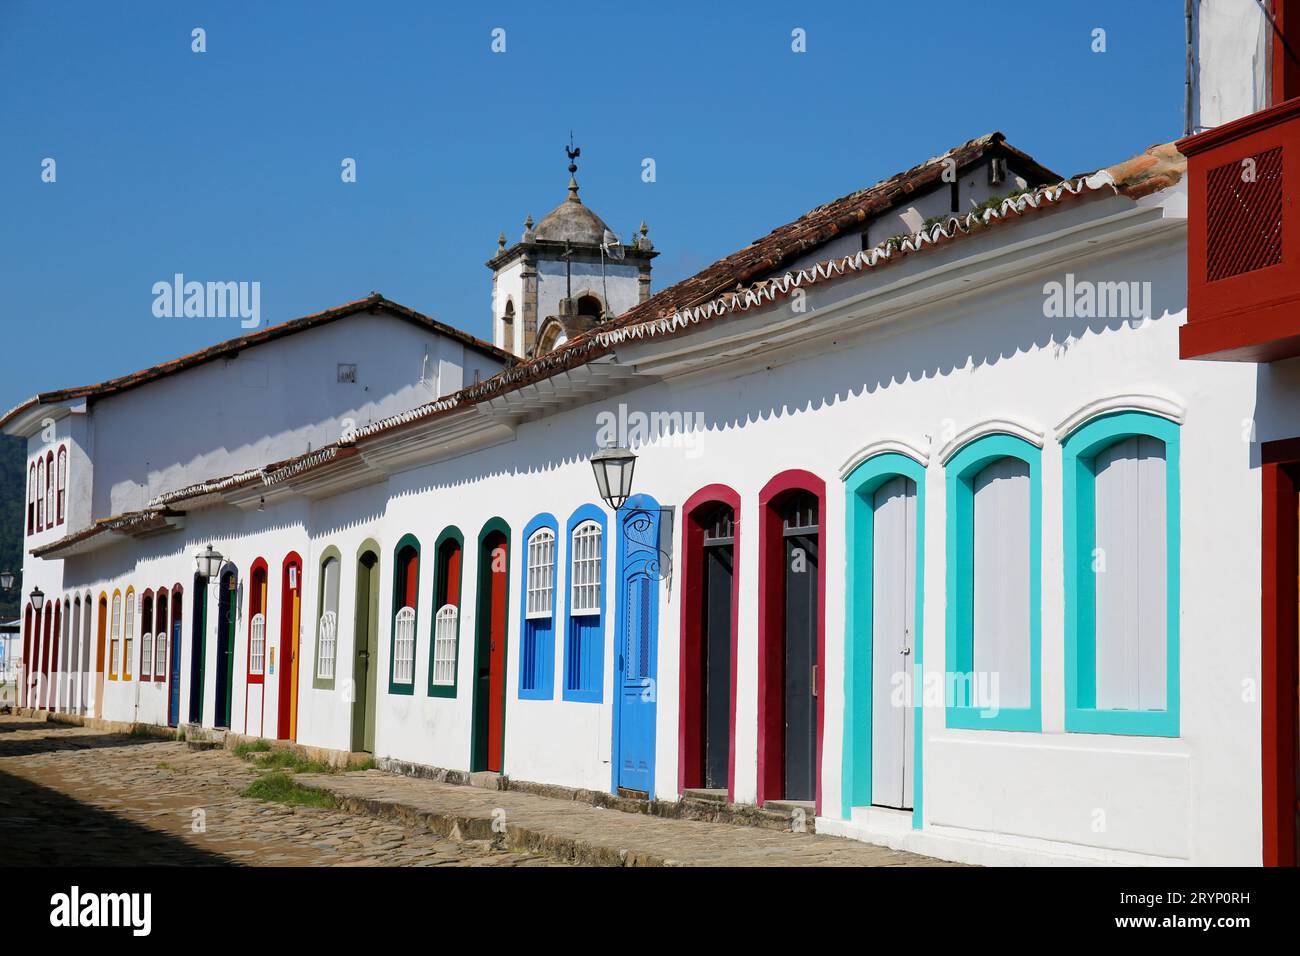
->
[240,770,338,808]
[251,750,335,775]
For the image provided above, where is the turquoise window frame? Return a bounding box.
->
[1063,410,1180,737]
[518,513,558,701]
[562,503,608,703]
[944,433,1042,732]
[842,452,926,828]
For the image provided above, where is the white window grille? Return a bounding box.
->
[154,630,167,680]
[318,611,337,680]
[570,521,602,615]
[526,529,555,618]
[432,604,458,686]
[123,591,135,678]
[141,628,153,678]
[393,606,416,684]
[249,612,265,675]
[110,593,122,676]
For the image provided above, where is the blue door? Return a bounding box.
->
[168,615,182,727]
[615,498,661,796]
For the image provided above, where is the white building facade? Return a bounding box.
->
[7,7,1295,866]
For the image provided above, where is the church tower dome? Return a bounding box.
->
[487,141,658,359]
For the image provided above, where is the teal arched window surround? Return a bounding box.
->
[1062,410,1180,738]
[842,451,926,827]
[519,513,559,700]
[944,432,1043,732]
[563,503,608,703]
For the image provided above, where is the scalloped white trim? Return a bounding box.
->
[1054,392,1185,441]
[938,418,1047,465]
[839,438,930,479]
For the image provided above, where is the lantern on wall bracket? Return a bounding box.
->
[194,544,225,581]
[590,444,637,512]
[0,570,15,592]
[29,586,44,612]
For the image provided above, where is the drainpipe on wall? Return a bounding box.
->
[1185,0,1195,136]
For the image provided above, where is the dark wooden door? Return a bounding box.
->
[703,543,733,790]
[189,578,206,724]
[473,531,508,774]
[783,530,818,802]
[215,572,236,729]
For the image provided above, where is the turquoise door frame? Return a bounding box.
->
[842,452,925,828]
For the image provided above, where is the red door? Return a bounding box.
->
[278,555,302,740]
[487,540,508,772]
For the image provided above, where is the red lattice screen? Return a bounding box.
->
[1206,146,1284,282]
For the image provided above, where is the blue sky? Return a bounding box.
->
[0,1,1186,411]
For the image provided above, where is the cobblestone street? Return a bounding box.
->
[0,715,948,867]
[0,716,558,866]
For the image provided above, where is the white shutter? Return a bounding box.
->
[871,476,916,809]
[972,457,1031,710]
[432,604,458,686]
[249,613,265,675]
[570,521,602,615]
[526,529,555,618]
[394,607,416,684]
[1094,436,1167,711]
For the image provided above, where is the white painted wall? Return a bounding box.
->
[41,181,1267,865]
[536,258,641,329]
[1195,0,1271,130]
[86,313,504,518]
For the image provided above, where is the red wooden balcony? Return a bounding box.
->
[1179,97,1300,362]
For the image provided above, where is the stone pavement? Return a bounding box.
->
[298,773,950,866]
[0,714,951,866]
[0,716,556,866]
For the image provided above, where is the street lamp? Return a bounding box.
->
[194,544,224,581]
[0,570,15,591]
[590,444,637,511]
[29,587,44,612]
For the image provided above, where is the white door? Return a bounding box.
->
[871,476,916,809]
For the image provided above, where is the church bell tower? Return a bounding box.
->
[487,142,658,358]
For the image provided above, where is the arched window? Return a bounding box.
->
[1063,411,1179,737]
[389,536,420,692]
[56,445,67,525]
[502,298,516,354]
[577,294,603,320]
[944,433,1042,731]
[109,590,122,680]
[428,528,463,696]
[154,588,169,681]
[122,588,136,680]
[520,518,557,699]
[44,451,54,529]
[36,456,44,531]
[315,553,341,683]
[247,561,268,678]
[27,463,35,534]
[140,590,155,680]
[564,507,607,702]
